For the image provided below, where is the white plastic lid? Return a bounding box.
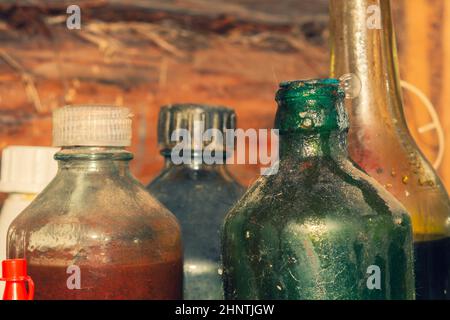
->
[0,146,59,194]
[52,105,132,147]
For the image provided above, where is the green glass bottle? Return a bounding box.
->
[222,79,415,300]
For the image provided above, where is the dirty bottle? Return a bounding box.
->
[222,79,415,300]
[7,105,183,300]
[0,146,58,294]
[0,146,58,261]
[148,104,244,300]
[330,0,450,299]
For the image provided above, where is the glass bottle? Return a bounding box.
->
[330,0,450,299]
[0,146,58,294]
[222,79,415,300]
[7,105,183,300]
[147,104,245,300]
[0,146,58,261]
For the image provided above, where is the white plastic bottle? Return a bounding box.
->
[0,146,58,278]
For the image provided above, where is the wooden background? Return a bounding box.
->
[0,0,448,195]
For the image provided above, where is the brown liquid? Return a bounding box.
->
[30,260,182,300]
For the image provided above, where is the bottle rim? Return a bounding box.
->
[276,78,344,102]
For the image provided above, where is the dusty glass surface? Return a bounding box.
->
[330,0,450,299]
[8,147,183,300]
[222,79,415,300]
[148,104,245,300]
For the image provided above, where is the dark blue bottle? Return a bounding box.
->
[147,104,245,300]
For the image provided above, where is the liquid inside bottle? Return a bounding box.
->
[148,104,245,300]
[222,79,415,300]
[7,105,183,300]
[330,0,450,299]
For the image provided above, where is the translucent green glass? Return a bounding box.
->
[222,79,415,300]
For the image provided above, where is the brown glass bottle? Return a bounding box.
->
[330,0,450,299]
[7,105,183,300]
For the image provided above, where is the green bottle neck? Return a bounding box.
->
[55,147,133,175]
[275,79,349,162]
[280,130,348,160]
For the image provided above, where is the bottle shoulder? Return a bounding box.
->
[9,172,181,241]
[349,123,450,201]
[149,165,242,184]
[148,166,244,201]
[225,157,410,227]
[348,127,450,238]
[148,167,245,224]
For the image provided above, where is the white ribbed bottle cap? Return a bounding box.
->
[53,105,132,147]
[0,146,59,194]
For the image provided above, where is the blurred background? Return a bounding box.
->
[0,0,448,193]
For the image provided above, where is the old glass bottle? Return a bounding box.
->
[7,105,182,300]
[222,79,415,300]
[147,104,244,300]
[0,146,58,295]
[0,146,58,263]
[330,0,450,299]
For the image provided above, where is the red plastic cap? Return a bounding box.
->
[2,259,28,280]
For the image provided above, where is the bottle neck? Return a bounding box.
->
[279,130,348,161]
[330,0,408,130]
[55,147,132,175]
[162,150,229,172]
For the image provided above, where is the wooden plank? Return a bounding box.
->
[0,0,328,29]
[0,1,329,186]
[0,0,448,192]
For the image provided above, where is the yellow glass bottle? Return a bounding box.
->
[330,0,450,299]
